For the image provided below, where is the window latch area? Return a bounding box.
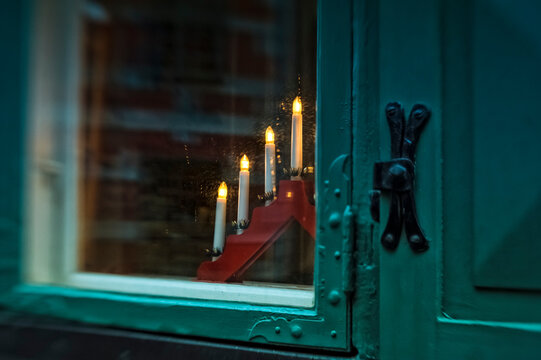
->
[371,102,430,253]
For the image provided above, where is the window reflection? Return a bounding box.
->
[80,0,317,287]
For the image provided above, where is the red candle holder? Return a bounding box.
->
[197,180,315,282]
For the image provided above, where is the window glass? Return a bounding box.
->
[78,0,317,288]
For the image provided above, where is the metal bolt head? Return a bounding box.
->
[386,104,398,117]
[413,108,425,120]
[331,330,337,338]
[274,326,281,334]
[290,325,303,338]
[389,164,407,177]
[383,233,394,246]
[328,212,341,228]
[409,234,421,244]
[328,290,341,305]
[334,250,341,259]
[389,164,408,188]
[334,188,341,197]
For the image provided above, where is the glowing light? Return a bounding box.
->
[240,154,250,171]
[217,182,227,199]
[286,192,293,198]
[265,126,275,144]
[293,96,302,115]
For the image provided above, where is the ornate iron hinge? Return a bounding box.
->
[371,102,430,253]
[323,154,355,294]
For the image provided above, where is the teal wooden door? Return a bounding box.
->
[375,0,541,358]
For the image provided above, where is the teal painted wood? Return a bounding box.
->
[350,0,380,358]
[439,0,541,326]
[0,0,28,291]
[467,0,541,292]
[377,0,441,358]
[440,0,541,324]
[0,0,355,352]
[377,0,541,358]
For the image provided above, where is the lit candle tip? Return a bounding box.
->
[293,96,302,115]
[265,126,274,144]
[240,154,250,171]
[217,182,227,199]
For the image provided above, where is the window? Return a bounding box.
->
[27,0,317,307]
[16,0,352,350]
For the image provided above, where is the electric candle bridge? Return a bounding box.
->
[197,179,315,282]
[371,102,430,252]
[197,96,315,282]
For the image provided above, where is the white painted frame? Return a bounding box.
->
[24,0,314,308]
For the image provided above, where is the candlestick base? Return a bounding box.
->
[197,180,315,282]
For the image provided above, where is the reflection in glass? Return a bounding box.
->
[79,0,317,287]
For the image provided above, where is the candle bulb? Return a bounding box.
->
[291,96,303,179]
[237,154,250,234]
[212,182,227,261]
[264,127,276,206]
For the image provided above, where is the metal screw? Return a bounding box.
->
[334,251,341,260]
[334,188,341,197]
[383,233,394,246]
[290,325,303,338]
[413,108,425,120]
[386,105,398,117]
[274,326,281,334]
[409,234,421,244]
[331,330,337,338]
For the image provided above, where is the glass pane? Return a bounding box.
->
[79,0,317,289]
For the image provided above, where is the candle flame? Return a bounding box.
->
[217,182,227,199]
[293,96,302,115]
[265,126,274,144]
[240,154,250,171]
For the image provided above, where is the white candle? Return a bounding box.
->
[212,182,227,261]
[291,96,303,179]
[237,154,250,234]
[264,126,276,206]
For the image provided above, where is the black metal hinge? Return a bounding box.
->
[371,102,430,253]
